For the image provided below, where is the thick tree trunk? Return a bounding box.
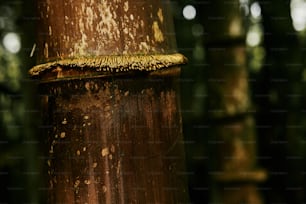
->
[30,0,189,203]
[197,0,267,203]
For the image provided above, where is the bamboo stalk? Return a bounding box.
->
[31,0,189,203]
[198,0,267,203]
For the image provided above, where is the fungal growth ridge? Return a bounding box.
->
[29,53,187,76]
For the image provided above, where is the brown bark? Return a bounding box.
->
[211,116,257,173]
[36,0,177,63]
[206,44,250,118]
[214,183,263,204]
[197,0,245,44]
[40,71,188,203]
[31,0,188,203]
[197,0,267,203]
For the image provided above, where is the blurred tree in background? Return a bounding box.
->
[2,0,306,203]
[0,0,39,203]
[175,0,306,203]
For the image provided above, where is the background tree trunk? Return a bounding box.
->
[257,1,305,203]
[196,0,267,203]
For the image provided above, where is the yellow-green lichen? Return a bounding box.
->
[29,53,187,76]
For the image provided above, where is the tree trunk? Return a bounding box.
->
[257,1,304,203]
[30,0,189,203]
[197,0,267,203]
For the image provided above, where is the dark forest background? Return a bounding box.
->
[1,0,306,203]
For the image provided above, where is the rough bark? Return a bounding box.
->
[35,0,177,62]
[31,0,189,203]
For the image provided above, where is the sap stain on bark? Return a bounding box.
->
[152,21,164,43]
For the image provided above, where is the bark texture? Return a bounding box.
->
[31,0,188,203]
[40,73,188,203]
[36,0,177,63]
